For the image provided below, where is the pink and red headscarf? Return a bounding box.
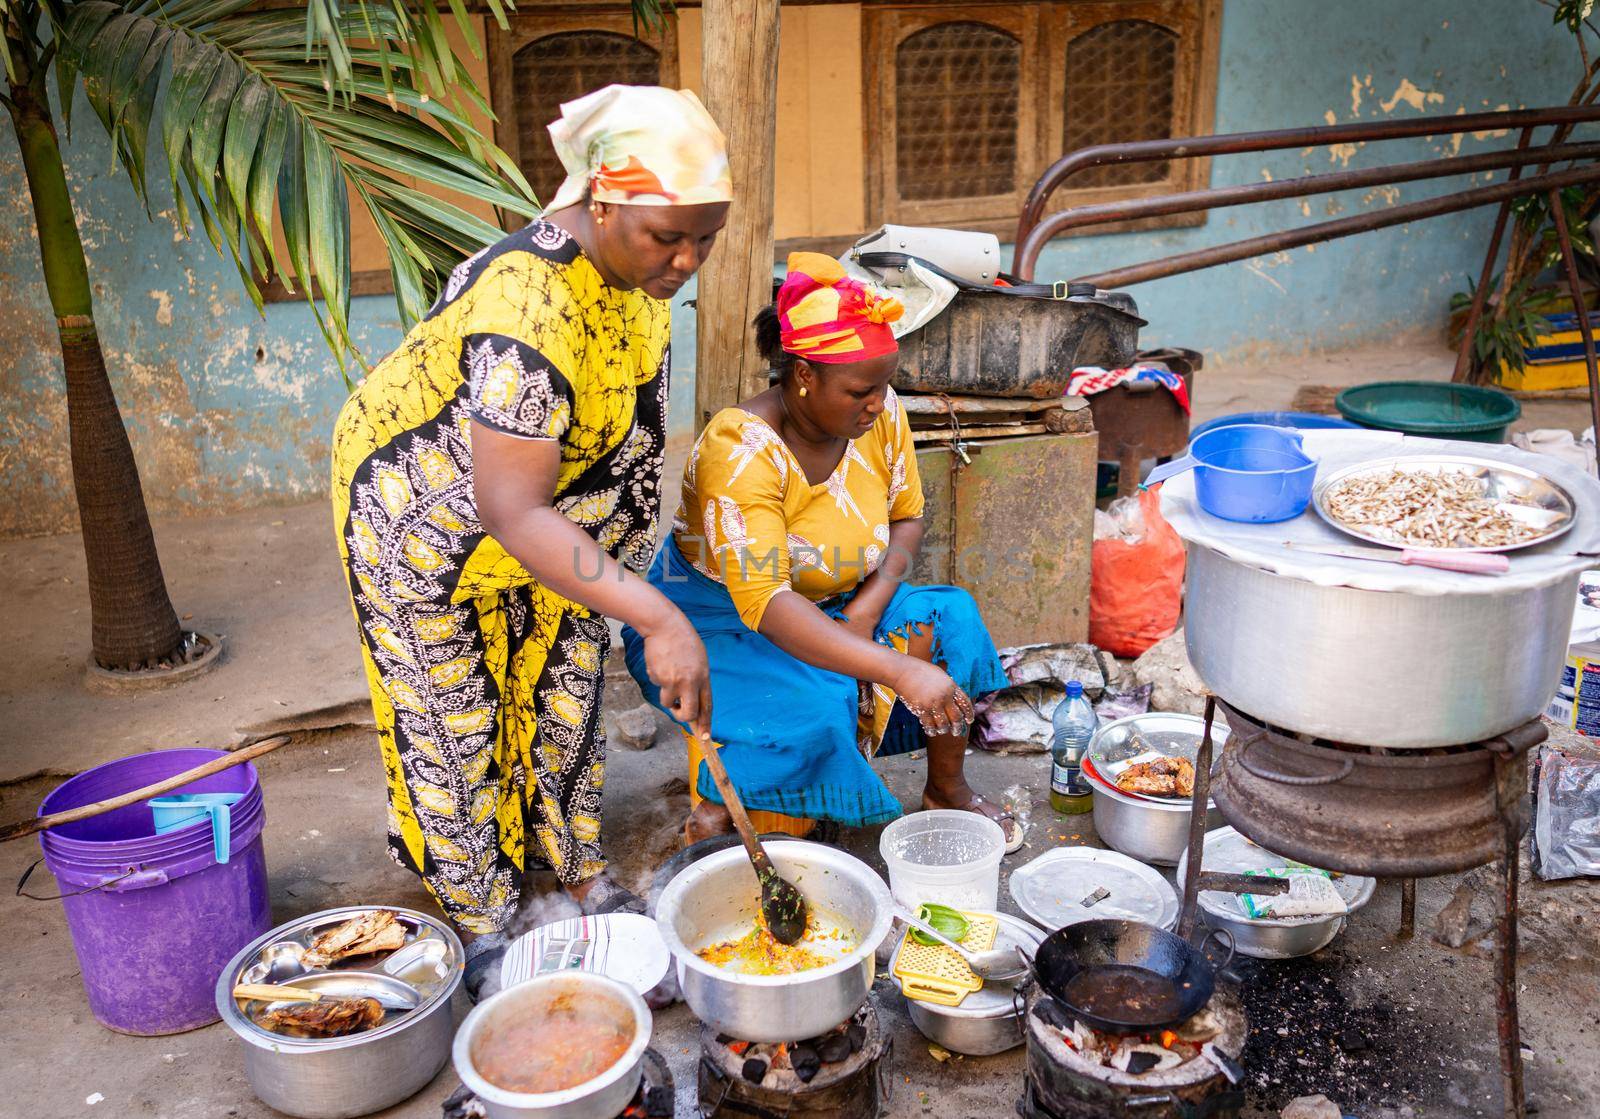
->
[777,252,904,364]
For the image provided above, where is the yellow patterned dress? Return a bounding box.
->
[331,220,670,935]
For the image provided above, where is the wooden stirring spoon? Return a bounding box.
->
[697,737,809,945]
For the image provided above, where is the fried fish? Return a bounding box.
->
[301,909,407,968]
[257,996,384,1038]
[1115,756,1195,799]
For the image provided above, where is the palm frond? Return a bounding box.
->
[52,0,543,366]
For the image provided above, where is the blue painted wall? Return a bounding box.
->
[0,0,1585,536]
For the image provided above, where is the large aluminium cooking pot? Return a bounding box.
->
[1183,542,1579,747]
[655,840,894,1042]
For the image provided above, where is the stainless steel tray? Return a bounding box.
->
[1312,455,1576,553]
[225,906,460,1044]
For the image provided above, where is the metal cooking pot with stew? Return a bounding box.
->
[655,840,894,1042]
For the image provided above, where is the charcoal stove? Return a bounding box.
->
[1018,986,1246,1119]
[1176,696,1542,1119]
[698,998,889,1118]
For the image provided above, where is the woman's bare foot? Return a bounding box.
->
[922,783,1024,853]
[684,799,736,845]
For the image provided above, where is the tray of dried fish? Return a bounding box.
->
[1313,455,1575,553]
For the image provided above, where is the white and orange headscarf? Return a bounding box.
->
[546,85,732,213]
[777,252,905,363]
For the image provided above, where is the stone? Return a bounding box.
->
[611,704,662,750]
[1131,629,1207,716]
[1280,1095,1341,1119]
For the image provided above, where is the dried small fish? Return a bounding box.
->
[1323,468,1537,549]
[257,996,384,1038]
[301,909,407,968]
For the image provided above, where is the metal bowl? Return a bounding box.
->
[1313,454,1576,553]
[217,906,463,1119]
[655,840,894,1042]
[452,972,650,1119]
[1086,713,1227,866]
[1175,828,1376,959]
[899,912,1044,1056]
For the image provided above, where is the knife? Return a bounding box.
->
[1286,541,1510,575]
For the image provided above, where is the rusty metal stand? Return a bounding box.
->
[1489,738,1530,1119]
[1177,695,1218,940]
[1177,709,1534,1119]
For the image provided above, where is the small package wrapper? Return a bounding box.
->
[1239,868,1349,920]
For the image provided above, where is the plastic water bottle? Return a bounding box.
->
[1050,681,1097,814]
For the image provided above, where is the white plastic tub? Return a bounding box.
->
[878,809,1004,911]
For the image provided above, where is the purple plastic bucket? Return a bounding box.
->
[37,749,271,1035]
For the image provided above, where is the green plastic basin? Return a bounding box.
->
[1334,380,1521,443]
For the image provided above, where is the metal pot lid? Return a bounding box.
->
[895,912,1044,1018]
[502,913,670,995]
[1313,455,1575,554]
[1181,827,1376,925]
[1086,713,1229,805]
[1008,847,1179,932]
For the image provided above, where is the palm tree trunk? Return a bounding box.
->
[6,38,182,669]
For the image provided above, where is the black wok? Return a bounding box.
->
[1031,918,1234,1035]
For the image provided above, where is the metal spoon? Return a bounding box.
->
[893,907,1030,983]
[697,737,809,945]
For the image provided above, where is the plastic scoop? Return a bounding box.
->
[149,792,245,864]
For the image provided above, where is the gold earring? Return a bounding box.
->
[590,204,605,226]
[798,385,808,397]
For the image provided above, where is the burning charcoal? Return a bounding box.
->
[817,1033,852,1063]
[1125,1052,1160,1074]
[643,1084,673,1117]
[1033,997,1072,1030]
[846,1022,867,1053]
[1336,1029,1368,1054]
[791,1044,821,1083]
[741,1058,768,1084]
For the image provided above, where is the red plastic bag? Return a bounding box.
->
[1088,486,1185,658]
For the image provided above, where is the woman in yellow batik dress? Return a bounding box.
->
[331,85,728,997]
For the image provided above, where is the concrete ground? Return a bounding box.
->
[3,338,1600,1119]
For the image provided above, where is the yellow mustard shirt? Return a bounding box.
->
[674,387,925,630]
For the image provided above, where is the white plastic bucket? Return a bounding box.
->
[878,809,1004,911]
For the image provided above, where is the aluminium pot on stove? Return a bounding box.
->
[655,840,894,1043]
[1182,541,1579,748]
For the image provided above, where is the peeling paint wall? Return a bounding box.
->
[1025,0,1585,365]
[0,0,1586,537]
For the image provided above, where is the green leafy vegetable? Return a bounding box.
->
[909,903,970,947]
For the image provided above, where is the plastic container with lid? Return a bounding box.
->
[879,809,1004,911]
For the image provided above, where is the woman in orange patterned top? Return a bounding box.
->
[623,253,1019,850]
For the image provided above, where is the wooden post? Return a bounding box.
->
[696,0,781,428]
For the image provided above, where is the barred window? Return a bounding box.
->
[894,22,1021,202]
[865,1,1219,236]
[1064,20,1180,188]
[513,32,662,205]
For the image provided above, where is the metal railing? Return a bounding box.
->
[1011,104,1600,449]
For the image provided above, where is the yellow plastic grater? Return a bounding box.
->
[891,910,1000,1007]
